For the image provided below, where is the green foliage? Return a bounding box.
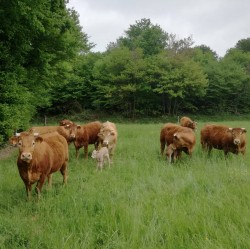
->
[235,38,250,53]
[115,18,169,57]
[0,0,91,142]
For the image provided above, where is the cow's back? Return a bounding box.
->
[160,123,192,145]
[29,126,58,134]
[42,132,69,172]
[201,124,229,149]
[83,121,102,144]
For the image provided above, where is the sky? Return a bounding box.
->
[67,0,250,57]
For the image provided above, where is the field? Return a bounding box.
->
[1,120,250,249]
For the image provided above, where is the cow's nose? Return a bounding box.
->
[103,140,109,146]
[21,152,32,161]
[234,139,240,145]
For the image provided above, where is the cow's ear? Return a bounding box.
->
[242,128,247,133]
[65,124,70,129]
[35,136,43,143]
[9,136,18,146]
[173,133,179,140]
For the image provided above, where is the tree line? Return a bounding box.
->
[1,0,250,143]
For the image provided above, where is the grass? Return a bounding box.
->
[1,121,250,248]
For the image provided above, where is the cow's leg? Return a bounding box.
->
[107,155,111,168]
[60,163,68,185]
[35,175,46,199]
[84,144,88,159]
[47,174,52,188]
[25,182,32,200]
[160,142,165,155]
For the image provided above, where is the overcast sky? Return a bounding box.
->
[67,0,250,57]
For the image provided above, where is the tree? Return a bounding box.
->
[113,18,169,57]
[149,52,208,115]
[235,38,250,53]
[0,0,91,143]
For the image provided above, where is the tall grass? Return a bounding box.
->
[1,121,250,248]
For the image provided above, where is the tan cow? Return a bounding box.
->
[166,129,196,163]
[97,121,118,163]
[11,131,68,199]
[160,123,194,155]
[29,126,73,144]
[200,124,247,156]
[65,121,102,159]
[180,116,197,130]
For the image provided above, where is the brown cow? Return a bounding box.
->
[65,121,102,159]
[180,116,197,130]
[59,119,73,126]
[160,123,194,155]
[166,129,196,163]
[97,121,118,163]
[200,124,247,156]
[11,131,68,199]
[29,126,73,144]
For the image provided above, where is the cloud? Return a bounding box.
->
[67,0,250,56]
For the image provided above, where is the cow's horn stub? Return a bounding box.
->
[34,132,39,137]
[15,133,20,137]
[228,128,233,131]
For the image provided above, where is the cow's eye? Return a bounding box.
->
[18,141,22,146]
[32,141,35,146]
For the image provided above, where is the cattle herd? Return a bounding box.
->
[8,117,247,200]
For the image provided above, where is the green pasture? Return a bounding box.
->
[1,120,250,249]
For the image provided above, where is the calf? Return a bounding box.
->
[180,116,197,131]
[11,131,68,199]
[65,121,102,159]
[91,147,110,171]
[97,121,118,163]
[160,123,193,155]
[201,124,247,156]
[166,130,196,163]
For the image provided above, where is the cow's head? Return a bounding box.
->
[59,119,73,126]
[188,121,197,131]
[98,130,116,147]
[65,123,80,140]
[16,132,42,163]
[91,150,97,159]
[228,127,246,145]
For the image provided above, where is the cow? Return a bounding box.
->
[200,124,247,156]
[59,119,73,126]
[29,126,73,144]
[180,116,197,131]
[160,123,194,155]
[11,131,68,199]
[65,121,102,159]
[97,121,118,163]
[91,147,110,171]
[166,130,196,163]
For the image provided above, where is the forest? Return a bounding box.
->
[1,0,250,143]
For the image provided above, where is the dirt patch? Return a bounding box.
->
[0,145,16,160]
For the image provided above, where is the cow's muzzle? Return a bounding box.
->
[234,139,241,145]
[21,152,32,162]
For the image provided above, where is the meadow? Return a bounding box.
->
[1,120,250,249]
